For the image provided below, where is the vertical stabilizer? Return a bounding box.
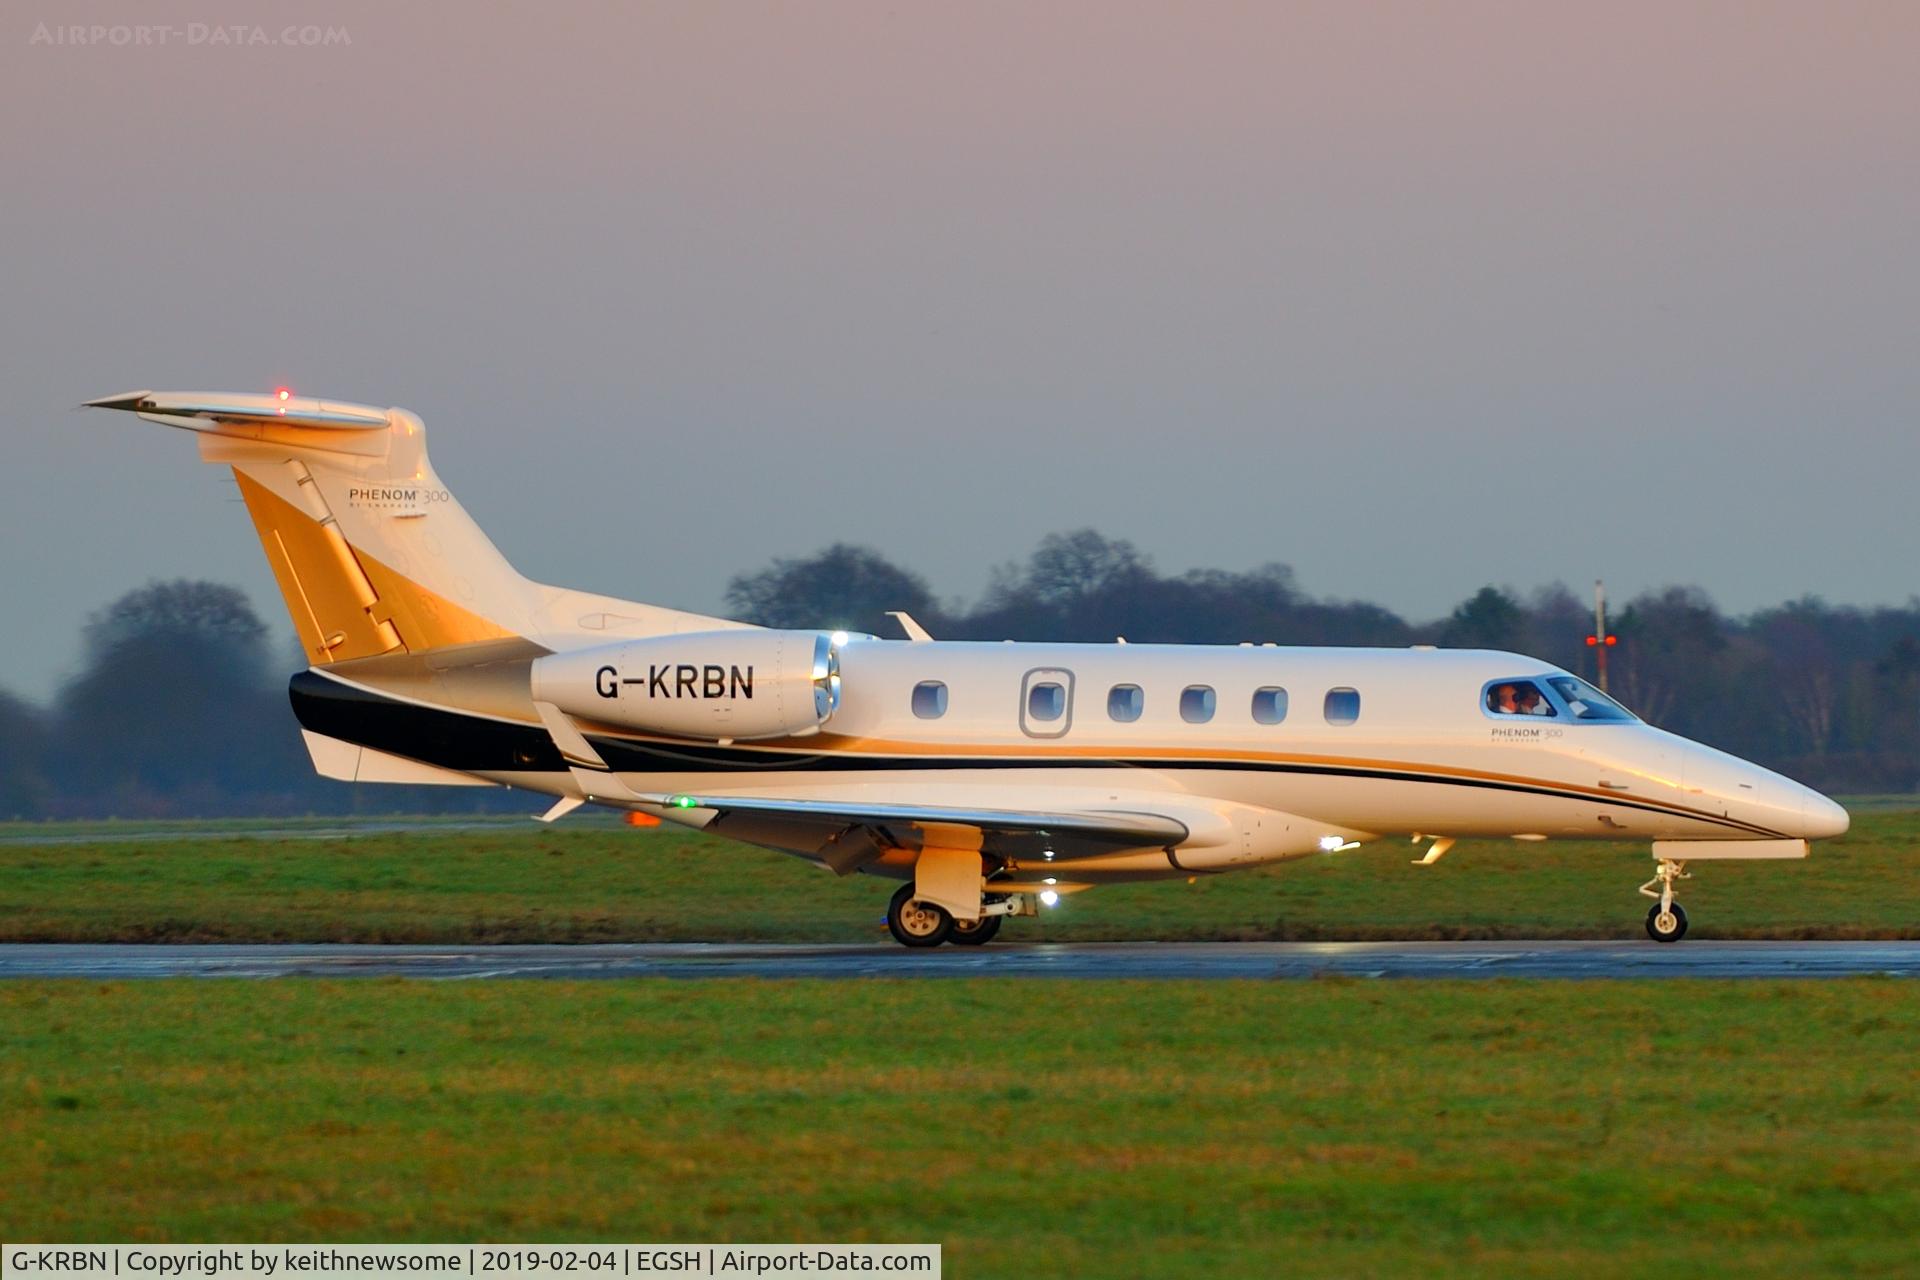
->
[87,391,531,663]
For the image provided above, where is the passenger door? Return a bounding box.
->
[1019,667,1075,739]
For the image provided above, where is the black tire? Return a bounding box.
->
[948,912,1003,946]
[887,883,953,948]
[1645,900,1689,943]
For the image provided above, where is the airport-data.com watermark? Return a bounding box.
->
[27,21,350,47]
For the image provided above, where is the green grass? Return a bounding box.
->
[1,811,1916,943]
[4,979,1919,1276]
[0,814,547,839]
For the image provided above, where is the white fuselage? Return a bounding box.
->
[482,638,1845,884]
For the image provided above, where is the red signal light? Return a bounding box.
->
[1586,635,1598,646]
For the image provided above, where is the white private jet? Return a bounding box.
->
[88,389,1850,946]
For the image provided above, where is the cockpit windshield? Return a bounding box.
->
[1544,675,1637,722]
[1485,679,1556,717]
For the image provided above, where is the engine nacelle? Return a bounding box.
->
[531,630,840,741]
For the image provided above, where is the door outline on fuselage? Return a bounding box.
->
[1019,667,1075,739]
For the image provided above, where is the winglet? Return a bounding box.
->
[887,611,934,643]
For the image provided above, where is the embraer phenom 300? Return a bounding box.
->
[89,390,1849,946]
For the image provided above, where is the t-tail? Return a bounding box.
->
[84,389,739,664]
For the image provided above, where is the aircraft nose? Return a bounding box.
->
[1800,788,1851,840]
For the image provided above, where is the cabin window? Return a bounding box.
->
[1108,684,1143,722]
[1028,681,1066,722]
[911,680,948,719]
[1324,687,1361,725]
[1180,685,1216,724]
[1483,678,1556,718]
[1251,686,1288,724]
[1544,675,1636,722]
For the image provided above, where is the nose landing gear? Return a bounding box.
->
[1639,857,1691,942]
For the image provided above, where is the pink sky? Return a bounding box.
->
[2,1,1916,694]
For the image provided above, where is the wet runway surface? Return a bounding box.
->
[3,940,1918,980]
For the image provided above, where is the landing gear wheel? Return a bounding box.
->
[948,912,1003,946]
[1645,901,1689,943]
[887,883,953,948]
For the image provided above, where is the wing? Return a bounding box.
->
[630,790,1190,874]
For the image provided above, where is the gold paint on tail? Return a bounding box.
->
[233,469,516,663]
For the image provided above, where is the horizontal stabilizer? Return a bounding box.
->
[84,389,391,433]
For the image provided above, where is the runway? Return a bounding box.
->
[2,940,1918,980]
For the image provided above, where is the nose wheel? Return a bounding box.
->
[1638,857,1692,943]
[1645,901,1689,942]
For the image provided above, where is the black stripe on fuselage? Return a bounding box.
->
[288,671,1784,838]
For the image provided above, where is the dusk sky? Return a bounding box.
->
[3,2,1916,699]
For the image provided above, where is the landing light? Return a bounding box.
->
[1317,835,1345,852]
[1039,890,1060,908]
[831,630,849,646]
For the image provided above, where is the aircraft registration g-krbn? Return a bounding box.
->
[88,389,1851,946]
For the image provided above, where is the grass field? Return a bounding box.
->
[0,810,1915,943]
[4,979,1918,1276]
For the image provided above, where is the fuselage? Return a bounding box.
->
[294,636,1848,884]
[93,386,1852,942]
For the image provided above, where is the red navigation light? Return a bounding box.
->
[275,387,292,401]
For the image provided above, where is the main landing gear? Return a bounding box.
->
[948,907,1004,947]
[885,884,1019,949]
[1639,857,1691,943]
[887,884,953,948]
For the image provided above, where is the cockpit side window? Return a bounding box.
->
[1544,675,1637,722]
[1484,678,1557,718]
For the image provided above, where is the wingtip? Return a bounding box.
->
[81,390,152,411]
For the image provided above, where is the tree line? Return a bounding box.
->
[728,531,1920,796]
[4,536,1914,818]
